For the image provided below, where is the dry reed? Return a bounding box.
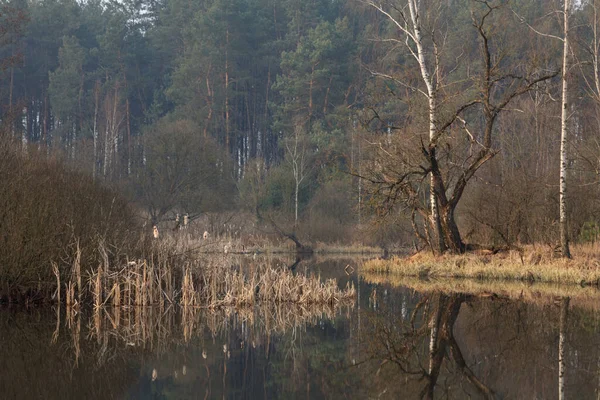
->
[78,248,355,308]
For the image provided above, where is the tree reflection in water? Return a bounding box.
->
[359,293,494,399]
[356,288,587,400]
[3,281,600,399]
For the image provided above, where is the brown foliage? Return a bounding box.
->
[0,137,145,302]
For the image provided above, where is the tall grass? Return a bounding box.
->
[155,225,384,256]
[81,242,355,308]
[363,245,600,285]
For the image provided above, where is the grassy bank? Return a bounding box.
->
[363,245,600,286]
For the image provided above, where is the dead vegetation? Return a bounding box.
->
[153,221,383,257]
[363,244,600,285]
[0,138,146,303]
[77,243,356,308]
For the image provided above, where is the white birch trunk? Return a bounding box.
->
[103,123,110,177]
[93,84,99,178]
[111,85,119,174]
[71,121,76,160]
[225,28,230,150]
[295,179,299,228]
[560,0,571,258]
[286,128,307,230]
[407,0,445,253]
[358,123,362,226]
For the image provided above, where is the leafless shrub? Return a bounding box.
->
[0,138,146,302]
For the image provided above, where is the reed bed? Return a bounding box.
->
[192,262,356,307]
[363,245,600,286]
[68,242,355,308]
[157,225,385,256]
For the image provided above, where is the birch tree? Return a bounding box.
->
[363,0,557,253]
[561,0,572,258]
[364,0,446,253]
[285,126,311,229]
[514,0,572,257]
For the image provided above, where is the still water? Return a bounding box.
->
[2,257,600,399]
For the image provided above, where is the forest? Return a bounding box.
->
[2,0,600,254]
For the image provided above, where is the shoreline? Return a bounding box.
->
[362,245,600,286]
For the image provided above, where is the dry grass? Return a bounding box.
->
[363,244,600,285]
[312,242,383,255]
[83,243,355,308]
[175,260,355,308]
[155,226,383,256]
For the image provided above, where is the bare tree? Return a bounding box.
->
[560,0,572,258]
[364,0,446,253]
[513,0,572,257]
[285,126,311,229]
[362,0,557,253]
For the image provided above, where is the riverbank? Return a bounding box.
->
[363,245,600,286]
[160,229,384,256]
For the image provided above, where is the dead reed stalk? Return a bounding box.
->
[66,281,75,307]
[76,245,355,309]
[93,266,103,310]
[71,239,82,304]
[52,262,60,304]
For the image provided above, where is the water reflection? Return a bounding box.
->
[5,259,600,399]
[357,282,600,400]
[359,292,493,399]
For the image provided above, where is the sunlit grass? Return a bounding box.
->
[363,244,600,285]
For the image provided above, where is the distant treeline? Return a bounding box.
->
[1,0,600,247]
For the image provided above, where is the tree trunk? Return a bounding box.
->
[294,179,299,229]
[225,28,230,151]
[560,0,571,258]
[204,63,213,139]
[93,81,99,178]
[440,205,465,253]
[406,0,446,255]
[126,97,131,175]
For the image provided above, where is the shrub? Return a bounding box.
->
[0,137,145,302]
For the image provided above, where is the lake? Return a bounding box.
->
[2,256,599,399]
